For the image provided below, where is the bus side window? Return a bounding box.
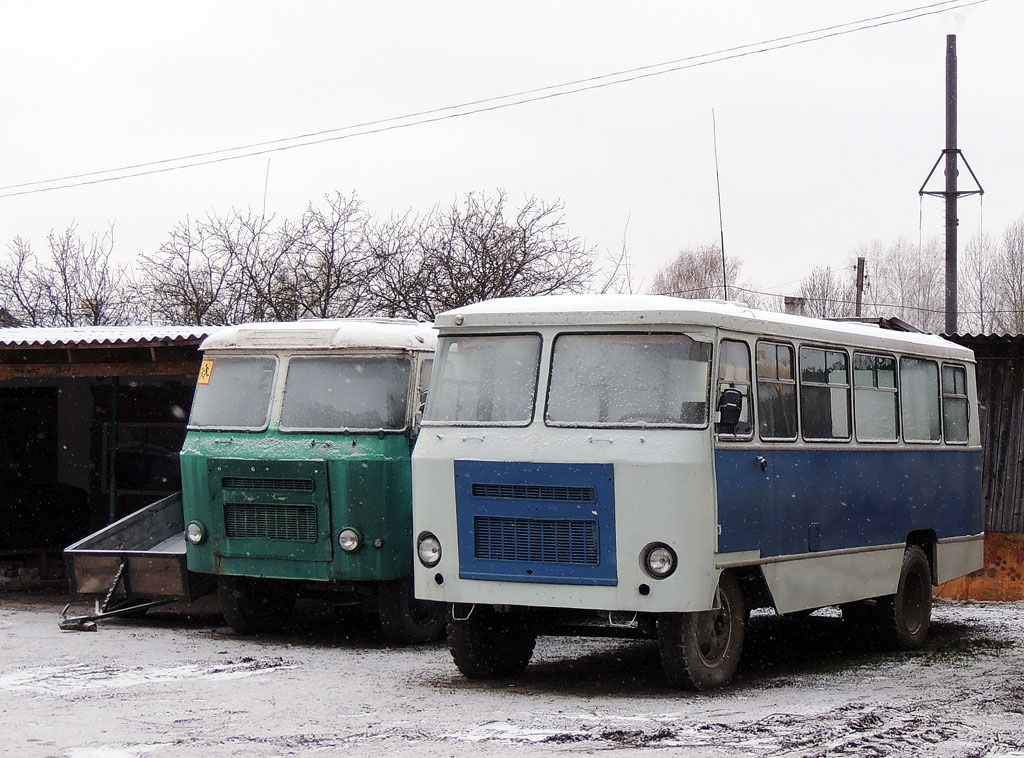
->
[942,364,969,443]
[800,347,851,441]
[901,357,941,442]
[853,353,898,442]
[756,341,797,441]
[717,339,753,439]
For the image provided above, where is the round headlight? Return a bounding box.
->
[417,532,442,568]
[185,521,206,546]
[338,528,362,552]
[643,543,677,579]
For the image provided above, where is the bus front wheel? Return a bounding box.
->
[377,577,447,644]
[217,575,296,635]
[658,572,746,691]
[447,606,536,679]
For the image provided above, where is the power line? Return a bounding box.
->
[0,0,990,200]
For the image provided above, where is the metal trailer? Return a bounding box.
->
[60,492,214,630]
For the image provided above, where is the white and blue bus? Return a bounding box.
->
[411,295,983,690]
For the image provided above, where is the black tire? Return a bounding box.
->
[877,545,932,649]
[658,572,746,691]
[217,575,296,635]
[842,545,933,650]
[447,606,536,679]
[377,577,447,644]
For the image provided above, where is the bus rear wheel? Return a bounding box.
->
[658,572,746,691]
[377,577,447,644]
[878,545,932,649]
[447,606,536,679]
[217,575,296,635]
[841,545,932,650]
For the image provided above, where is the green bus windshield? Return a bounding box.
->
[280,355,412,431]
[189,356,276,430]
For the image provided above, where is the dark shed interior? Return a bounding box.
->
[0,327,206,585]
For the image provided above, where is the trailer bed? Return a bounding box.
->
[64,492,211,603]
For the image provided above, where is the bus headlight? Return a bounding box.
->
[185,521,206,546]
[338,528,362,552]
[417,532,442,568]
[642,543,677,579]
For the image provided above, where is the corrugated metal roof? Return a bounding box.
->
[948,333,1024,342]
[0,325,210,348]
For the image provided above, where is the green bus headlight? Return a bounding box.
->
[185,521,206,546]
[338,528,362,552]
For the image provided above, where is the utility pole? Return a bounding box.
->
[855,256,866,317]
[919,34,983,334]
[944,35,958,335]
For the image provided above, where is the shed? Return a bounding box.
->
[939,333,1024,600]
[0,326,208,586]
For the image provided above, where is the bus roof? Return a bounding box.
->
[200,318,436,353]
[436,295,974,361]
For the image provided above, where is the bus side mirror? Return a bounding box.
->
[717,387,743,432]
[410,403,425,441]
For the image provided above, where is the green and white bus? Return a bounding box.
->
[182,318,445,643]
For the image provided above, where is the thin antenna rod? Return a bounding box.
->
[261,157,272,219]
[712,109,728,300]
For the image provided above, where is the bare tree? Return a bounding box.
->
[206,210,294,322]
[800,264,855,319]
[140,216,236,326]
[649,243,740,300]
[0,223,138,326]
[363,211,426,319]
[995,218,1024,334]
[0,236,45,326]
[595,220,639,295]
[368,191,596,320]
[960,231,999,334]
[852,237,943,331]
[287,193,375,318]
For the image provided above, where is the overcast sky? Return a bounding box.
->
[0,0,1015,303]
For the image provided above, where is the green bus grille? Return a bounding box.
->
[222,476,314,492]
[224,503,318,542]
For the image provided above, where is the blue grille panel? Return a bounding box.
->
[471,483,595,502]
[474,516,600,565]
[455,460,616,586]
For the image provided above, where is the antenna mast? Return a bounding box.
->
[712,110,728,300]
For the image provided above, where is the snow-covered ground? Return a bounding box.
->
[1,596,1022,757]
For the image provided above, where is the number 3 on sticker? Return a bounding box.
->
[197,358,215,386]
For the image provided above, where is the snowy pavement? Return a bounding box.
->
[0,596,1022,757]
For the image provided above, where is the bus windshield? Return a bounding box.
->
[423,334,541,425]
[280,356,412,431]
[546,332,711,427]
[189,356,276,430]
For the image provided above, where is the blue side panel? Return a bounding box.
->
[716,448,983,557]
[455,460,617,586]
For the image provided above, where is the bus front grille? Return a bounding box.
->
[471,483,595,502]
[474,516,599,565]
[223,503,318,542]
[222,476,314,492]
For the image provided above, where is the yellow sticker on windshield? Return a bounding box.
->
[197,358,215,386]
